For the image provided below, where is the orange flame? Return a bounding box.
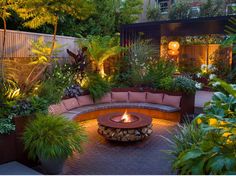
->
[121,110,131,123]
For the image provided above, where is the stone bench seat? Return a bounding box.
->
[62,102,180,121]
[49,91,184,122]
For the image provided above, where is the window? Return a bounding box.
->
[158,0,169,14]
[188,6,200,19]
[226,3,236,15]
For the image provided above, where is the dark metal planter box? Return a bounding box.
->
[13,116,36,166]
[0,133,16,164]
[0,116,37,166]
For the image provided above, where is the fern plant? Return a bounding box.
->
[23,114,87,160]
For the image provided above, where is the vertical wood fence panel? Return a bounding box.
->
[0,29,78,58]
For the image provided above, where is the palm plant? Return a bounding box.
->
[78,35,125,77]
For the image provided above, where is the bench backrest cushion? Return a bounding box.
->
[48,103,67,115]
[112,92,129,102]
[129,92,146,103]
[62,98,80,110]
[146,92,163,104]
[163,94,181,108]
[95,92,112,104]
[77,95,94,106]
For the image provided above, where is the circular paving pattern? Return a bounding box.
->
[63,119,178,175]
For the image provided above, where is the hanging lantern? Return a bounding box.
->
[168,41,180,51]
[168,49,179,56]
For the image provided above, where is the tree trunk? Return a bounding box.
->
[1,17,7,79]
[99,63,105,77]
[50,16,58,59]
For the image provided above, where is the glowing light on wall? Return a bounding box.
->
[168,41,180,51]
[168,50,179,56]
[168,41,180,56]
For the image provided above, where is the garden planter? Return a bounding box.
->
[0,133,16,164]
[112,87,147,92]
[13,116,37,166]
[38,156,65,174]
[180,93,195,122]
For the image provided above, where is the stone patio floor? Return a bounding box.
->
[62,118,177,175]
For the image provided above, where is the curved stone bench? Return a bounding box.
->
[61,102,181,122]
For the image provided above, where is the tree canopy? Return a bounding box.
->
[0,0,143,37]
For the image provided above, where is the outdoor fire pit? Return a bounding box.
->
[97,110,153,141]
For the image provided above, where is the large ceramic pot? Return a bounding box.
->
[38,156,65,174]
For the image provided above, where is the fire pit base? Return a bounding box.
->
[97,112,153,142]
[98,124,153,141]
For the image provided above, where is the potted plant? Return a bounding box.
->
[23,114,87,174]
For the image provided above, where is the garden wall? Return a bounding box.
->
[0,29,78,58]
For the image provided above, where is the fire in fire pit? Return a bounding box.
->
[111,110,139,123]
[97,110,153,142]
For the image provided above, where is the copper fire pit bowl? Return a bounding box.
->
[97,112,153,142]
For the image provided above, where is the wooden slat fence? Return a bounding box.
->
[0,29,79,58]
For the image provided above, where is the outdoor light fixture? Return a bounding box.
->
[168,41,180,56]
[168,50,179,56]
[168,41,180,51]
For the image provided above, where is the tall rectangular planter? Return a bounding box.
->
[0,133,16,164]
[0,116,38,166]
[13,116,37,166]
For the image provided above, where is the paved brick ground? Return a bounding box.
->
[62,119,177,175]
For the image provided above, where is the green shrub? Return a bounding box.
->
[200,0,224,17]
[162,122,204,164]
[0,118,15,134]
[128,40,158,87]
[110,55,133,88]
[12,99,34,116]
[10,96,48,117]
[23,114,87,160]
[173,76,196,94]
[145,59,176,89]
[146,6,161,21]
[159,77,174,91]
[37,64,74,105]
[29,96,49,114]
[37,79,64,105]
[85,73,111,100]
[168,0,190,20]
[165,79,236,174]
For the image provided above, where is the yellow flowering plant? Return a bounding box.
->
[171,79,236,174]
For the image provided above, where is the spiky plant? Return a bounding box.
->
[2,37,61,96]
[23,114,87,160]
